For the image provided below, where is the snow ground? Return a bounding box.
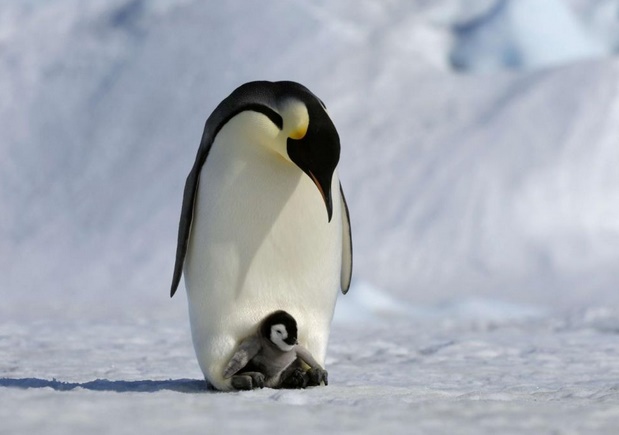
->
[2,302,619,434]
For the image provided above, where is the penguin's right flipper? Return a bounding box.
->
[223,336,262,378]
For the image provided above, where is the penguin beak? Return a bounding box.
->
[308,170,333,222]
[285,100,340,223]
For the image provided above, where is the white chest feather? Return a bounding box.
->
[183,122,343,390]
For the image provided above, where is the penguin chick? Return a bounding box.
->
[223,310,328,390]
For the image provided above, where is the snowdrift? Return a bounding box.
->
[1,0,618,318]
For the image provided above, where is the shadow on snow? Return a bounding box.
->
[0,377,211,393]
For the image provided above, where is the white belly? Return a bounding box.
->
[184,138,342,390]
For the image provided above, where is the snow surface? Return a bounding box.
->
[2,0,619,433]
[3,305,619,434]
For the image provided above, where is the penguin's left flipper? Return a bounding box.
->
[340,184,353,295]
[230,372,265,390]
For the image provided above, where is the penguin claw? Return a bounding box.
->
[307,368,328,387]
[230,375,253,390]
[278,367,308,389]
[248,372,265,389]
[230,372,265,390]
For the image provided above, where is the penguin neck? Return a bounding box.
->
[216,111,290,163]
[264,337,290,354]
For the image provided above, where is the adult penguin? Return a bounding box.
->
[170,81,352,391]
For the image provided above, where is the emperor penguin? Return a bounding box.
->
[170,81,352,391]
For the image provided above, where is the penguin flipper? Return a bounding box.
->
[170,120,216,298]
[340,183,353,294]
[170,166,201,297]
[223,336,262,378]
[295,344,322,370]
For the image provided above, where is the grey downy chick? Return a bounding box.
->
[223,310,328,390]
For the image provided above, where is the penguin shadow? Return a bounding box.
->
[0,377,212,394]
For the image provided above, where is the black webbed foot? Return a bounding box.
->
[230,372,265,390]
[278,366,308,389]
[306,367,328,386]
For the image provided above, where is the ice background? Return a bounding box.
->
[2,0,619,433]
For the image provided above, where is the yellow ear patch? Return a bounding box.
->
[280,99,309,141]
[289,125,308,140]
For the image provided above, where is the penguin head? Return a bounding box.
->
[277,82,340,222]
[217,81,340,221]
[260,310,298,352]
